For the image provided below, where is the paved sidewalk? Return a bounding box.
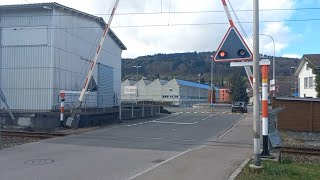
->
[131,114,253,180]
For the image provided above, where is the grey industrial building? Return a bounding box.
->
[0,3,126,111]
[121,78,215,107]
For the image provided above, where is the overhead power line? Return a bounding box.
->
[1,7,320,18]
[5,18,320,30]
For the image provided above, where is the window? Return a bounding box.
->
[304,77,314,89]
[306,63,310,70]
[309,77,314,88]
[304,77,308,89]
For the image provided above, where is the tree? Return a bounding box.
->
[229,68,249,102]
[312,67,320,98]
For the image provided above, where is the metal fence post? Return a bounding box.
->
[119,100,122,121]
[142,101,145,118]
[131,105,134,119]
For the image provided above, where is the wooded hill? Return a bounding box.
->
[122,52,300,87]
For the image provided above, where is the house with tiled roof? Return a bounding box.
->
[294,54,320,98]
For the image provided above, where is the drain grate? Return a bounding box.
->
[152,158,166,163]
[24,159,54,165]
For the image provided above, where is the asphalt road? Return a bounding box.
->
[0,107,248,180]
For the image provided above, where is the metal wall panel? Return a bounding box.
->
[52,8,122,108]
[0,46,53,110]
[0,8,54,110]
[0,6,122,110]
[1,26,48,46]
[97,63,114,108]
[0,8,52,28]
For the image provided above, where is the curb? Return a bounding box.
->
[227,158,250,180]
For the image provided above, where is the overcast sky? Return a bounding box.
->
[2,0,320,58]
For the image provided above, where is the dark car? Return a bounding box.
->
[231,102,247,113]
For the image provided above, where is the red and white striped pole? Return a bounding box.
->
[222,0,235,27]
[60,91,65,125]
[221,0,253,88]
[261,65,271,157]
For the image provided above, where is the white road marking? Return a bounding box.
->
[126,113,181,127]
[218,113,249,139]
[186,112,191,114]
[228,159,250,180]
[200,114,215,121]
[126,149,193,180]
[193,112,198,113]
[201,112,205,113]
[151,120,199,125]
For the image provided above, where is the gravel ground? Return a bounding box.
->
[279,131,320,163]
[280,131,320,148]
[0,136,40,150]
[0,126,100,150]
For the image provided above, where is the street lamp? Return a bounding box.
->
[133,65,142,99]
[259,33,276,96]
[133,65,142,80]
[198,74,201,104]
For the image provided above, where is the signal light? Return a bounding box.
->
[237,49,246,57]
[218,51,227,58]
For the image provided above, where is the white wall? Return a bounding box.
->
[121,80,137,101]
[298,61,317,98]
[145,79,163,101]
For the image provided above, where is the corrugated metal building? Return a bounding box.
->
[0,3,126,111]
[121,78,211,107]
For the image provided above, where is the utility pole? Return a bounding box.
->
[252,0,262,167]
[133,65,141,100]
[133,65,141,80]
[211,57,214,112]
[198,74,201,104]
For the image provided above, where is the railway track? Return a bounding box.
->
[280,146,320,156]
[1,130,68,139]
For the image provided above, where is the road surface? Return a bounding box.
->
[0,107,249,180]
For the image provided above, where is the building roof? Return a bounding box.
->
[304,54,320,67]
[294,54,320,76]
[143,79,152,85]
[122,79,137,85]
[0,2,127,50]
[275,97,320,102]
[176,79,210,89]
[127,80,137,86]
[159,79,169,85]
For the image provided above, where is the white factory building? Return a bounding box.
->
[0,3,126,110]
[121,78,211,107]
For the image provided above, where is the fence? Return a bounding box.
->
[120,99,161,120]
[57,93,116,113]
[272,97,320,132]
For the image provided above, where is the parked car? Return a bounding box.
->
[231,102,247,113]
